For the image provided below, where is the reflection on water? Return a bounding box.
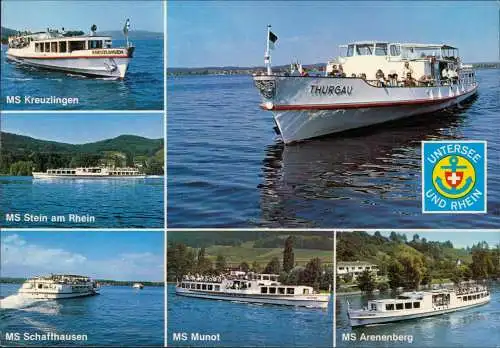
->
[258,96,497,228]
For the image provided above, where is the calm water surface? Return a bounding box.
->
[0,283,164,346]
[168,70,499,228]
[336,282,500,347]
[167,284,333,347]
[1,40,163,110]
[0,176,163,228]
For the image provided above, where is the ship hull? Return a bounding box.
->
[175,287,330,308]
[254,76,478,144]
[6,52,131,79]
[348,296,490,327]
[18,290,99,299]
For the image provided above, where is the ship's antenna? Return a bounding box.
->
[265,25,272,75]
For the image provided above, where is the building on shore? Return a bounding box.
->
[337,261,378,279]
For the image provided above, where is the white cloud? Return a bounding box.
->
[1,234,163,282]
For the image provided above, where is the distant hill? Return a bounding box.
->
[1,132,162,156]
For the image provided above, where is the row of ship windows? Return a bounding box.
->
[34,40,111,53]
[458,293,487,301]
[181,283,221,291]
[381,302,421,311]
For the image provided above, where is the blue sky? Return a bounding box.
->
[370,231,500,249]
[1,0,164,33]
[0,231,164,281]
[168,1,499,67]
[2,114,164,144]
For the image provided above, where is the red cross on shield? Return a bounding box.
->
[445,171,463,188]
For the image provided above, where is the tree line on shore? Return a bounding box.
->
[167,236,333,292]
[337,231,500,292]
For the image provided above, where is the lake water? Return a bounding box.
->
[166,284,333,347]
[0,176,164,228]
[0,39,164,110]
[167,70,500,228]
[0,283,164,346]
[336,282,500,347]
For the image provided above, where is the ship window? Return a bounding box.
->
[202,284,207,290]
[396,303,404,310]
[215,285,220,291]
[375,43,388,56]
[303,288,309,295]
[390,44,401,56]
[261,287,268,294]
[413,302,420,308]
[44,42,50,52]
[263,275,270,280]
[463,296,467,301]
[59,41,67,53]
[35,43,41,52]
[405,302,412,309]
[386,304,394,310]
[278,287,285,294]
[181,283,185,288]
[269,287,276,294]
[105,40,112,48]
[287,288,294,295]
[69,40,85,52]
[190,284,195,289]
[38,284,43,289]
[356,44,374,56]
[89,40,103,49]
[346,45,354,57]
[468,295,472,301]
[51,42,57,52]
[196,284,201,289]
[208,284,213,291]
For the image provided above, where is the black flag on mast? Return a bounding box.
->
[269,31,278,49]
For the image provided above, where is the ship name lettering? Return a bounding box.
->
[310,84,353,96]
[190,333,221,341]
[68,214,96,223]
[92,49,124,55]
[24,213,48,222]
[359,333,413,344]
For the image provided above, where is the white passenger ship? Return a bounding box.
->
[6,21,134,79]
[18,274,99,299]
[253,27,478,143]
[176,271,330,308]
[347,284,490,327]
[32,167,146,179]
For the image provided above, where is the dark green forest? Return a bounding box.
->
[337,231,500,291]
[0,132,164,176]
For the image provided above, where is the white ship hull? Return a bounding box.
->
[348,295,490,327]
[254,76,478,144]
[175,287,330,308]
[18,289,98,300]
[7,48,132,79]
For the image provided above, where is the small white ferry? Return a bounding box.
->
[253,27,478,143]
[133,283,144,289]
[176,271,330,308]
[347,284,490,327]
[18,274,99,299]
[32,167,146,179]
[6,20,134,79]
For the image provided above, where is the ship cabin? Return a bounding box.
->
[32,36,113,54]
[8,32,113,54]
[364,292,425,313]
[331,41,474,87]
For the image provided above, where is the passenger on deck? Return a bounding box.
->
[401,62,413,80]
[375,69,386,87]
[441,67,450,84]
[387,72,398,87]
[338,64,345,77]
